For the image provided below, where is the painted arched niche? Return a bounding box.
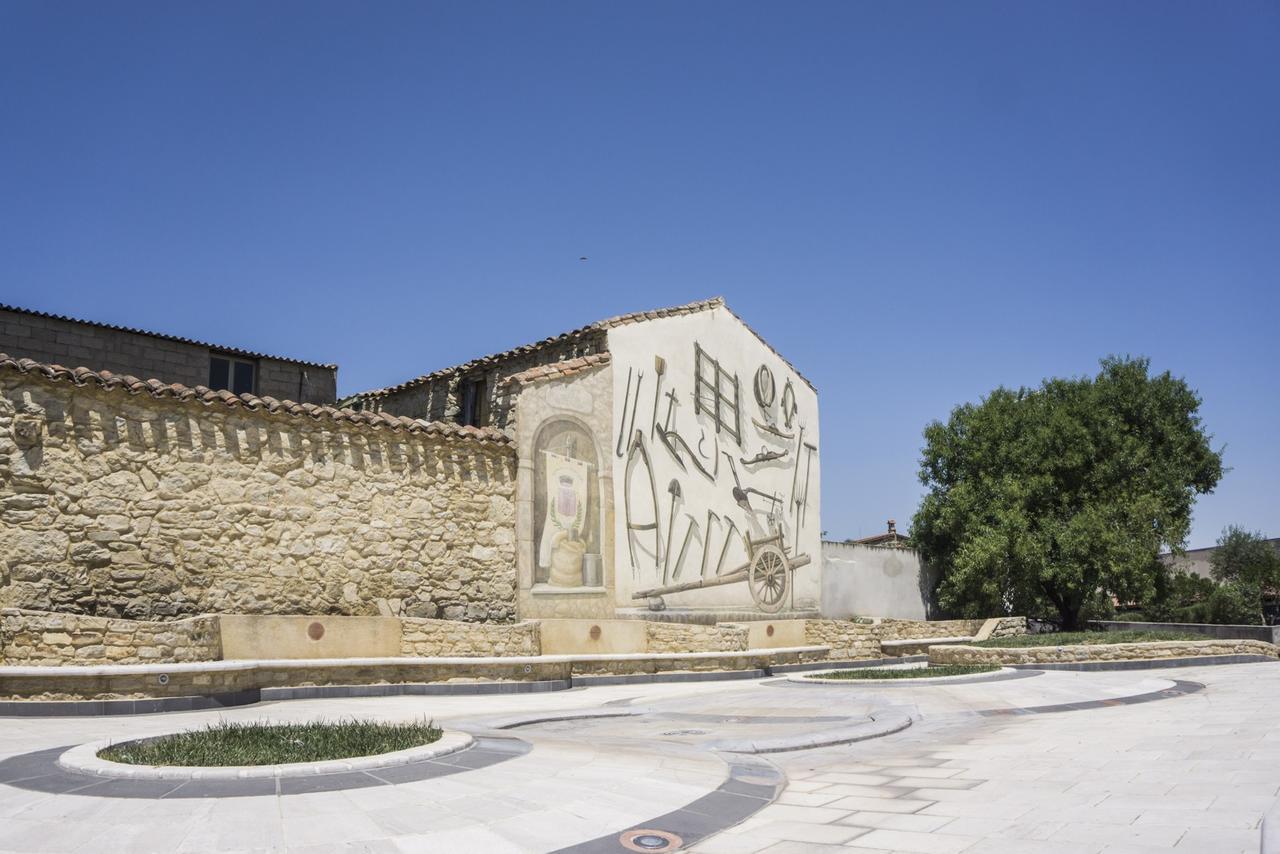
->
[532,418,603,588]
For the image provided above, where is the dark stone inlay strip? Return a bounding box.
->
[570,670,766,687]
[0,737,530,799]
[261,679,571,700]
[975,679,1204,716]
[551,756,784,853]
[0,689,262,718]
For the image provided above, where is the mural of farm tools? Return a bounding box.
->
[615,369,644,459]
[624,430,660,581]
[741,447,789,466]
[752,417,793,441]
[620,343,817,613]
[780,378,798,430]
[753,364,776,410]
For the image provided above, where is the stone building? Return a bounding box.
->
[0,297,819,624]
[352,297,821,619]
[0,303,337,405]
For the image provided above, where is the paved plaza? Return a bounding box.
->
[1,661,1277,853]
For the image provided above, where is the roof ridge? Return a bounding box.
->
[0,303,337,370]
[501,352,612,389]
[354,297,726,401]
[0,353,508,445]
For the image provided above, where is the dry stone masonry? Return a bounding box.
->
[0,365,518,622]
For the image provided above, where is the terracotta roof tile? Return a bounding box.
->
[501,352,612,389]
[354,296,815,400]
[0,353,508,446]
[0,303,337,370]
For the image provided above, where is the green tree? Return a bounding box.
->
[912,356,1223,629]
[1208,526,1280,623]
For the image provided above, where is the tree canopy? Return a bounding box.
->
[911,356,1223,628]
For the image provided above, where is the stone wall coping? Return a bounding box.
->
[881,636,974,647]
[931,638,1280,666]
[0,646,830,677]
[58,731,474,781]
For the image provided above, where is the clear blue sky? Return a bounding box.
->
[2,2,1276,549]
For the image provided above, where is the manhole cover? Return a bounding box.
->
[660,729,708,736]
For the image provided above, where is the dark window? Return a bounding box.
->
[209,355,255,396]
[459,377,485,426]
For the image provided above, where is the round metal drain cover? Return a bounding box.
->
[660,728,708,736]
[620,829,683,852]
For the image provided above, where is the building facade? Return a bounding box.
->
[0,298,819,623]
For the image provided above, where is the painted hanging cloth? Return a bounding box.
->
[539,450,592,586]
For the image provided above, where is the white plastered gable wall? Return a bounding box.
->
[607,305,820,613]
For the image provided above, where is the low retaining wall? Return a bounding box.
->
[0,646,830,702]
[3,610,1030,668]
[1090,620,1280,645]
[804,620,880,659]
[0,611,221,665]
[930,639,1280,667]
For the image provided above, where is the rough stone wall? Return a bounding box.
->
[804,620,882,660]
[400,618,540,657]
[0,373,517,622]
[0,307,336,404]
[931,639,1280,666]
[644,621,749,653]
[985,616,1028,639]
[876,618,987,640]
[0,609,221,665]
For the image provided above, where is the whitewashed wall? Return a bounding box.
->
[607,307,820,612]
[821,541,936,620]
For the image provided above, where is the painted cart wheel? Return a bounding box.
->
[748,545,789,613]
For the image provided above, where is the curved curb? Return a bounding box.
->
[1006,654,1277,672]
[57,730,473,781]
[703,710,912,754]
[790,667,1015,685]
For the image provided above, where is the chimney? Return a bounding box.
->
[887,519,897,536]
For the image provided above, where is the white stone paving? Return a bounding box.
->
[0,663,1276,852]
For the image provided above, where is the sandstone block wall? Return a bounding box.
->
[644,621,749,653]
[0,609,221,665]
[930,638,1280,666]
[877,618,987,640]
[804,620,881,660]
[0,372,517,622]
[399,618,540,657]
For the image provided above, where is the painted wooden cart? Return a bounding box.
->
[632,528,811,613]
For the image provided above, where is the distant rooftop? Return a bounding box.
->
[0,302,337,370]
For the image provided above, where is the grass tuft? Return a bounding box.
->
[99,717,442,767]
[809,664,1000,680]
[971,630,1203,648]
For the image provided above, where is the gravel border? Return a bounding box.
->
[57,730,473,781]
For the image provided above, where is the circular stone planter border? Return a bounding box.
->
[57,730,474,781]
[791,666,1015,685]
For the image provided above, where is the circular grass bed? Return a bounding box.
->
[971,630,1204,649]
[808,664,1000,680]
[99,718,442,767]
